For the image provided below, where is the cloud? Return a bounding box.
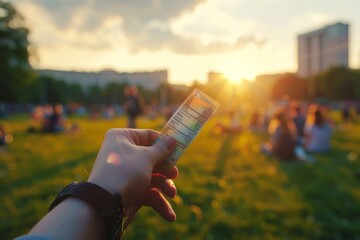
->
[14,0,265,54]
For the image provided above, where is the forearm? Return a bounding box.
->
[16,129,178,240]
[29,197,105,240]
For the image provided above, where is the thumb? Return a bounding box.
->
[147,135,176,166]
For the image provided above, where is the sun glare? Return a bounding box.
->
[217,55,258,84]
[223,70,256,84]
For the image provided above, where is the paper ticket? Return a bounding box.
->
[160,88,220,168]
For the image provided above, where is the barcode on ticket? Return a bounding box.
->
[161,88,220,168]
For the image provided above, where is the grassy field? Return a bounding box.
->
[1,115,360,240]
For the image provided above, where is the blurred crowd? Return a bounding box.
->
[28,104,66,133]
[2,86,360,161]
[24,86,174,133]
[215,98,360,162]
[261,103,332,161]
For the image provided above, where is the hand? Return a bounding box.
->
[87,128,178,227]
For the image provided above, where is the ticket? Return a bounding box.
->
[160,88,220,168]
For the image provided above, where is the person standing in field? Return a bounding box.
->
[124,85,143,128]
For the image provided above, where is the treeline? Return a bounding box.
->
[269,66,360,101]
[20,75,191,105]
[313,66,360,100]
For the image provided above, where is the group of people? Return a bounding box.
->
[262,103,332,161]
[25,85,154,134]
[29,104,65,133]
[214,100,334,161]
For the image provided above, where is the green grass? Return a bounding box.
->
[1,116,360,240]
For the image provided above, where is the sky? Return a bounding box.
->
[11,0,360,85]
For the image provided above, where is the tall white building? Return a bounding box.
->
[298,22,349,77]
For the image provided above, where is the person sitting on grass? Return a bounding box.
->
[14,129,178,240]
[248,110,261,132]
[0,123,13,151]
[304,104,332,153]
[261,108,297,161]
[0,124,6,150]
[215,109,243,134]
[290,103,306,146]
[43,104,66,133]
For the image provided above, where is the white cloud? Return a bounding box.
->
[171,0,264,45]
[10,0,360,83]
[13,0,264,55]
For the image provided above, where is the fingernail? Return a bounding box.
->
[169,208,176,220]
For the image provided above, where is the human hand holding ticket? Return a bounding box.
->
[159,89,220,168]
[16,91,218,240]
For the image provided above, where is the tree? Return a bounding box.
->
[86,85,103,104]
[271,74,308,100]
[67,83,85,103]
[0,1,34,102]
[103,82,128,105]
[313,66,360,100]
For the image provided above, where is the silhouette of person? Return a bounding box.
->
[304,104,332,153]
[124,86,143,128]
[0,124,6,149]
[215,109,242,134]
[290,103,306,145]
[262,108,297,160]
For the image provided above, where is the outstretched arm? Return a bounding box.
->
[17,129,177,240]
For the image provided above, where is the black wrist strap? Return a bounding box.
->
[49,182,125,240]
[49,182,113,212]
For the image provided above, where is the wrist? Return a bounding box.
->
[60,197,106,231]
[87,177,128,198]
[49,182,126,240]
[31,197,105,239]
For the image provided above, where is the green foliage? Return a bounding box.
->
[0,1,34,102]
[1,116,360,239]
[103,82,128,105]
[313,66,360,100]
[271,74,308,100]
[30,75,85,104]
[161,83,189,104]
[67,83,85,103]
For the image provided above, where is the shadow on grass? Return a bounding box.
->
[173,135,238,239]
[206,135,240,239]
[213,135,236,177]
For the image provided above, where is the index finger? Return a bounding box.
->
[122,128,160,146]
[153,166,179,179]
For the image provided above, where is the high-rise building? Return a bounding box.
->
[297,22,349,77]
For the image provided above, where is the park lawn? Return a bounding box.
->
[1,115,360,240]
